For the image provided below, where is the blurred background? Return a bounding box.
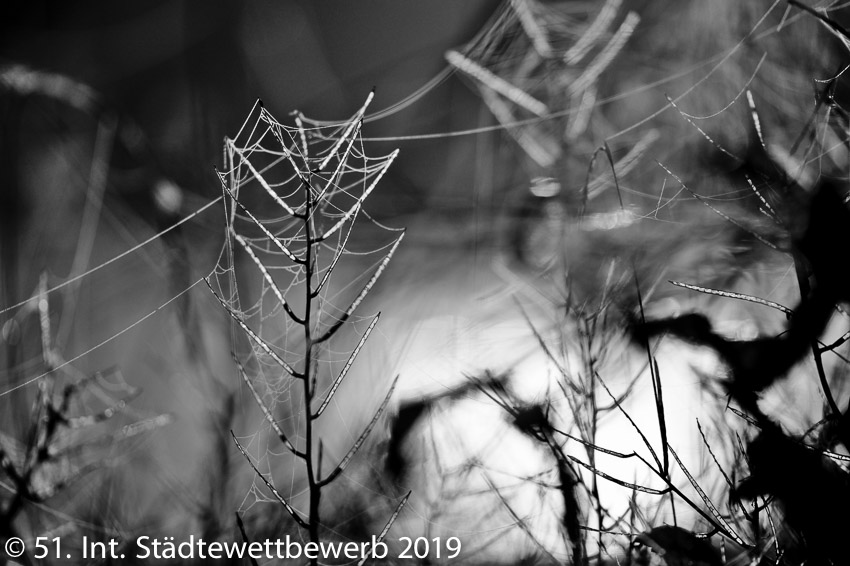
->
[3,1,850,563]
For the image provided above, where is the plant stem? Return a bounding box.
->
[302,177,321,564]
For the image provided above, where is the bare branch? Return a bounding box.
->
[231,431,309,529]
[235,513,261,566]
[669,280,792,314]
[205,278,302,379]
[232,353,303,457]
[696,420,733,489]
[234,234,303,324]
[788,1,850,42]
[312,210,357,298]
[315,234,404,343]
[316,90,373,173]
[657,163,779,251]
[315,149,400,242]
[226,139,298,217]
[314,118,362,203]
[819,329,850,353]
[258,110,313,186]
[313,314,380,419]
[319,374,399,487]
[597,373,663,471]
[669,446,745,546]
[356,490,411,566]
[217,177,303,264]
[650,359,669,476]
[567,454,669,495]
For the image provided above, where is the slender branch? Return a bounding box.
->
[319,374,399,487]
[788,0,850,41]
[234,234,304,324]
[356,490,411,566]
[232,353,303,457]
[315,234,404,343]
[301,172,321,556]
[668,447,745,546]
[235,513,261,566]
[205,279,303,378]
[790,252,840,416]
[315,150,399,242]
[230,431,308,529]
[312,210,357,298]
[596,374,663,471]
[225,139,298,217]
[313,314,381,419]
[315,90,374,173]
[669,280,792,315]
[217,177,304,264]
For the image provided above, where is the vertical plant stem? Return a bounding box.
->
[791,253,839,416]
[301,177,321,563]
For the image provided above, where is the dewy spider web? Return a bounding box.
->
[0,0,831,409]
[205,93,404,522]
[209,94,399,373]
[439,0,665,223]
[446,0,640,169]
[0,0,809,337]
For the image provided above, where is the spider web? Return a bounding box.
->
[0,1,834,389]
[205,93,404,516]
[3,5,848,554]
[446,0,666,232]
[448,0,642,170]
